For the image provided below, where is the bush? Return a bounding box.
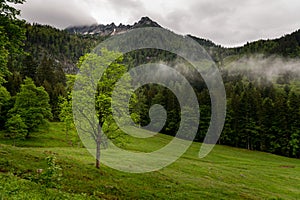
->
[31,154,62,188]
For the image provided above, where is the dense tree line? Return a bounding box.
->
[222,71,300,158]
[125,59,300,158]
[117,49,300,158]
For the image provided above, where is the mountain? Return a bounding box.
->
[23,17,300,76]
[66,16,161,36]
[65,16,217,49]
[65,16,224,63]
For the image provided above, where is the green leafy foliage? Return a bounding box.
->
[5,114,27,145]
[0,85,11,129]
[0,26,10,84]
[31,154,62,188]
[8,78,52,137]
[59,93,74,140]
[35,55,67,119]
[0,0,26,84]
[75,49,134,168]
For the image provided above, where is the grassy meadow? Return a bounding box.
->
[0,122,300,199]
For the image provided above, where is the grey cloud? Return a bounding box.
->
[16,0,300,46]
[159,0,296,47]
[156,0,300,46]
[108,0,146,23]
[84,0,146,25]
[190,1,237,20]
[108,0,144,10]
[16,0,97,28]
[162,10,192,33]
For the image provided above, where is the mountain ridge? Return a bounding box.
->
[66,16,161,36]
[65,16,300,57]
[23,17,300,76]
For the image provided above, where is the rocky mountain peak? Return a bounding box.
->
[133,16,161,28]
[65,16,161,36]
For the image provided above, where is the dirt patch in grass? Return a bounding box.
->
[280,165,295,168]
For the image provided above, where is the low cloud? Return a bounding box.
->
[227,55,300,81]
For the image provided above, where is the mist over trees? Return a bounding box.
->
[0,0,300,163]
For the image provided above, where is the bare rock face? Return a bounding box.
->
[66,16,161,36]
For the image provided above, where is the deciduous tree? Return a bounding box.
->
[8,78,52,137]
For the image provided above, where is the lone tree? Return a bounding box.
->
[8,77,52,138]
[74,49,133,169]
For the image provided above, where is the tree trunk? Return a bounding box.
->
[96,124,101,169]
[247,136,250,150]
[96,140,101,169]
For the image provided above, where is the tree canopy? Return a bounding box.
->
[8,77,52,137]
[0,0,26,84]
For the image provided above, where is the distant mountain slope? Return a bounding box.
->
[65,16,299,62]
[24,17,300,74]
[237,29,300,57]
[24,24,105,74]
[65,17,222,50]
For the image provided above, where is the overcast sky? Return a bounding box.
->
[15,0,300,47]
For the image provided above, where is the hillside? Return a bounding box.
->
[2,1,300,199]
[4,16,300,160]
[236,29,300,58]
[22,17,300,75]
[0,122,300,199]
[23,24,106,74]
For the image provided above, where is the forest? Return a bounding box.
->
[1,0,300,199]
[1,0,300,162]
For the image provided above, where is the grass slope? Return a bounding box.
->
[1,122,300,199]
